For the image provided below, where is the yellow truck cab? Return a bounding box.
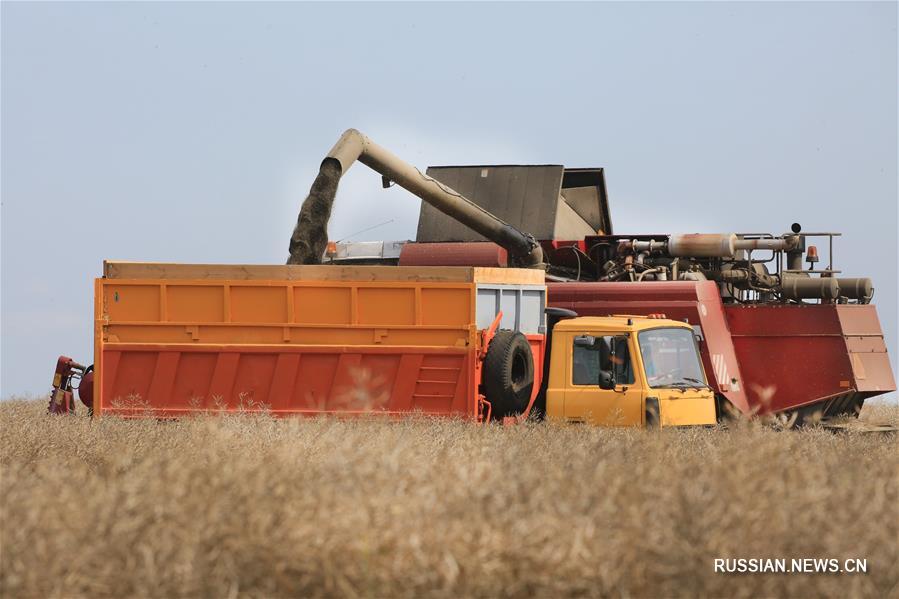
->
[545,315,717,427]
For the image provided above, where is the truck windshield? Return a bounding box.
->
[637,327,707,389]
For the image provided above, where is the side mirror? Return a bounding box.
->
[598,370,616,390]
[574,335,596,347]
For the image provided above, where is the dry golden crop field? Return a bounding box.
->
[1,399,897,599]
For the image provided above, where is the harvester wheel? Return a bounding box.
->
[645,397,660,429]
[483,330,534,420]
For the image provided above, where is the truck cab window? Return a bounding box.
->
[572,335,635,386]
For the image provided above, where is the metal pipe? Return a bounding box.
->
[784,235,805,271]
[631,239,665,253]
[312,129,544,267]
[836,278,873,302]
[679,271,708,282]
[786,251,804,272]
[668,234,736,257]
[636,268,660,282]
[733,237,792,252]
[628,235,795,258]
[780,275,840,300]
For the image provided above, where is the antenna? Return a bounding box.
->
[337,219,395,243]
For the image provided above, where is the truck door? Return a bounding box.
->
[564,333,643,426]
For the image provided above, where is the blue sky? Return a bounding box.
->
[2,2,896,397]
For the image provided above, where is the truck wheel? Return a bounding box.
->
[483,330,534,419]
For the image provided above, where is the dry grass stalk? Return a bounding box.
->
[1,398,896,598]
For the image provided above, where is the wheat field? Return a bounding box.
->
[1,399,896,599]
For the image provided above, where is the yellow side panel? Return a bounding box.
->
[105,284,160,322]
[99,279,477,349]
[659,395,717,426]
[421,288,471,326]
[166,286,224,323]
[358,288,415,325]
[231,286,288,323]
[295,287,352,324]
[105,324,471,347]
[545,332,569,420]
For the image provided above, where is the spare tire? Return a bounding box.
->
[483,330,534,419]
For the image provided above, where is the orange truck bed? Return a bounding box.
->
[93,262,546,419]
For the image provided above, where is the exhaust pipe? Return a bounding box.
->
[631,234,798,258]
[289,129,544,268]
[665,234,796,258]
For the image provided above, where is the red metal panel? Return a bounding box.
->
[268,354,301,411]
[107,351,157,409]
[850,353,894,394]
[296,353,339,410]
[726,303,842,336]
[98,344,478,418]
[399,242,508,267]
[231,353,278,408]
[729,333,851,413]
[171,353,218,408]
[449,353,472,416]
[330,353,363,410]
[547,281,751,414]
[337,353,400,411]
[725,304,895,414]
[99,350,121,415]
[147,352,180,404]
[836,304,886,336]
[388,355,423,412]
[208,353,240,407]
[413,354,466,414]
[525,335,546,417]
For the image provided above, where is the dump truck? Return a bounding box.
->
[50,261,716,427]
[51,128,894,426]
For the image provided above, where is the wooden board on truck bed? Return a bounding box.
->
[103,261,545,285]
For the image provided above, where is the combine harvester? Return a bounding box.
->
[50,130,895,427]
